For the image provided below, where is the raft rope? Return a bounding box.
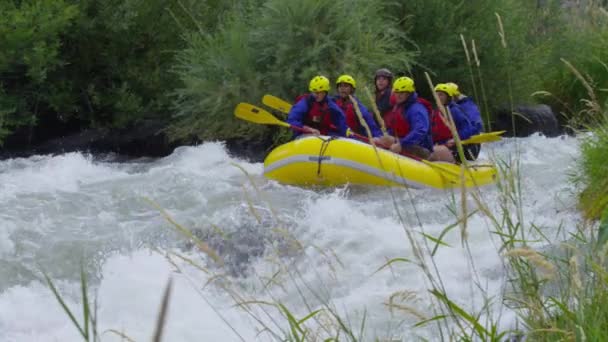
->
[316,136,337,176]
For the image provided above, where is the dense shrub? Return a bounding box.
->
[0,0,217,144]
[170,0,416,142]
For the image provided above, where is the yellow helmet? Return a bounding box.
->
[336,74,356,89]
[434,83,454,97]
[393,77,415,93]
[446,82,461,97]
[309,75,330,92]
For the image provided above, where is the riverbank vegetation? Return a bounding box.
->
[1,0,606,147]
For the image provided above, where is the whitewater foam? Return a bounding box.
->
[0,136,582,341]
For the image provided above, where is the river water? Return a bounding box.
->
[0,134,581,341]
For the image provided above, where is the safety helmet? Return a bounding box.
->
[336,74,356,89]
[434,83,455,97]
[374,68,393,81]
[309,75,330,92]
[446,82,461,97]
[392,77,415,93]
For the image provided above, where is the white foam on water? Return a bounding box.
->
[0,153,130,196]
[0,136,583,341]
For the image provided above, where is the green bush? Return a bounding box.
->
[170,0,416,143]
[384,0,567,124]
[0,0,79,142]
[1,0,606,147]
[579,116,608,219]
[56,0,211,127]
[0,0,217,144]
[536,5,608,126]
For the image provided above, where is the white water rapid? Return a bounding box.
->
[0,134,581,341]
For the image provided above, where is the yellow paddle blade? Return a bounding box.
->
[462,130,506,144]
[234,103,291,128]
[262,94,292,114]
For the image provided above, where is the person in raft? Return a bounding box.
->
[375,76,433,159]
[332,74,382,138]
[428,83,476,163]
[286,75,349,138]
[374,68,394,115]
[446,82,484,161]
[447,82,483,135]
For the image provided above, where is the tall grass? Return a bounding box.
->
[534,2,608,127]
[170,0,608,144]
[576,74,608,219]
[579,123,608,219]
[170,0,415,143]
[43,262,174,342]
[385,0,558,112]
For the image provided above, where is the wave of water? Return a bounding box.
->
[0,135,581,341]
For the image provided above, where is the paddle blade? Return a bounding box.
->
[234,103,291,128]
[262,94,292,114]
[462,131,506,144]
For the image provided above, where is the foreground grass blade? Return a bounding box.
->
[42,269,90,341]
[153,277,173,342]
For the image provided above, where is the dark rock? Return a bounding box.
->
[1,116,274,162]
[225,135,275,163]
[0,120,182,160]
[493,104,562,137]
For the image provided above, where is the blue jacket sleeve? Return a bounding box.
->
[448,103,474,140]
[400,104,430,148]
[356,98,382,137]
[286,97,310,137]
[328,99,348,136]
[459,98,483,134]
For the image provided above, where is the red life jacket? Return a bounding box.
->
[417,97,433,115]
[384,102,410,138]
[334,97,360,133]
[415,97,451,143]
[430,108,453,143]
[295,94,334,135]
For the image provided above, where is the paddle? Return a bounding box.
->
[363,86,389,136]
[234,102,307,133]
[262,94,292,114]
[462,130,505,144]
[262,94,293,115]
[261,94,503,145]
[235,102,384,144]
[261,94,384,143]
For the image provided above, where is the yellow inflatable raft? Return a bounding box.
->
[263,136,497,189]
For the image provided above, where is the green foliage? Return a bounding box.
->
[172,14,266,141]
[562,53,608,220]
[535,236,608,342]
[0,0,78,140]
[170,0,416,142]
[171,0,608,142]
[56,0,211,127]
[1,0,607,146]
[0,0,219,144]
[533,4,608,125]
[42,264,98,341]
[579,117,608,220]
[385,0,563,115]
